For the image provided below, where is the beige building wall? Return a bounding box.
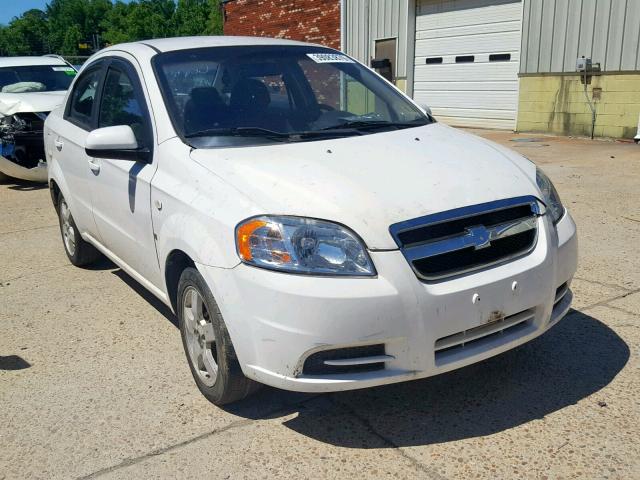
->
[517,74,640,139]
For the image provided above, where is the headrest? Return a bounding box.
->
[230,78,270,110]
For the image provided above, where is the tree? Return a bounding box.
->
[0,0,225,56]
[174,0,210,36]
[207,0,224,35]
[0,9,48,55]
[61,24,82,56]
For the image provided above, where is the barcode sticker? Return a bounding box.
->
[306,53,354,64]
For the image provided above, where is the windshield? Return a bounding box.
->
[153,46,432,147]
[0,65,76,93]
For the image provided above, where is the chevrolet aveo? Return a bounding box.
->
[44,37,577,405]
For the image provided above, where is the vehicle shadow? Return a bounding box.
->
[5,179,48,191]
[0,355,31,370]
[111,268,178,327]
[84,256,118,271]
[226,309,630,447]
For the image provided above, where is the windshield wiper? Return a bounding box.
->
[185,126,363,142]
[320,119,428,131]
[184,127,291,140]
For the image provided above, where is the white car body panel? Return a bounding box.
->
[45,37,578,394]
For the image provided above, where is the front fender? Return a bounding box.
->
[152,139,262,277]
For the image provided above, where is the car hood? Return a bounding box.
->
[190,123,539,249]
[0,91,66,118]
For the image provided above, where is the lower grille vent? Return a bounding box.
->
[435,308,536,365]
[302,344,387,375]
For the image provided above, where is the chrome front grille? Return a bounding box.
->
[389,196,543,281]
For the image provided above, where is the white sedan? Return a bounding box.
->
[44,37,577,405]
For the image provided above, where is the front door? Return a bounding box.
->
[88,56,161,288]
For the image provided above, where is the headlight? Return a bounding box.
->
[235,216,376,276]
[536,168,564,224]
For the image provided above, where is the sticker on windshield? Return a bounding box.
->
[52,66,76,73]
[306,53,354,64]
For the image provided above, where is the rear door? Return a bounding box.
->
[87,55,162,287]
[49,61,105,235]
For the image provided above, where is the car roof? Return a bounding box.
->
[0,56,68,68]
[130,36,322,53]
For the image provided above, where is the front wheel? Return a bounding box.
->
[177,267,259,405]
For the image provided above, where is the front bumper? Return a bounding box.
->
[198,212,578,393]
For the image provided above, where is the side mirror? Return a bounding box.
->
[417,102,432,116]
[85,125,151,163]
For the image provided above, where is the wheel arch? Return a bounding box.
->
[49,179,61,213]
[165,249,196,313]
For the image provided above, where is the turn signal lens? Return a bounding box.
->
[236,219,267,261]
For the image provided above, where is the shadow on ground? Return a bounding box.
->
[0,355,31,370]
[230,310,629,447]
[3,178,48,191]
[112,268,177,327]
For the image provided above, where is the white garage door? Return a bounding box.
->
[414,0,522,129]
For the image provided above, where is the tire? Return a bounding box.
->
[58,195,101,267]
[177,267,259,405]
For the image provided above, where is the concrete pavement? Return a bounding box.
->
[1,130,639,479]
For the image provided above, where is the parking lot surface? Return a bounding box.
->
[1,130,639,479]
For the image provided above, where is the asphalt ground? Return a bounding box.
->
[1,130,639,479]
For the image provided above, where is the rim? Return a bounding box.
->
[60,200,76,256]
[182,286,218,386]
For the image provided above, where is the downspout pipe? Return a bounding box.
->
[583,68,596,139]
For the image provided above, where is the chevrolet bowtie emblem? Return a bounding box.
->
[465,225,492,250]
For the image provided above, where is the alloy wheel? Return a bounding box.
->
[182,286,218,386]
[60,199,76,256]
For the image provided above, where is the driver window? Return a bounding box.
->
[99,67,146,144]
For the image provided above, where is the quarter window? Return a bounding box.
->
[67,68,101,129]
[99,67,147,144]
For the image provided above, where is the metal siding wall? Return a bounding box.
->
[344,0,370,64]
[343,0,410,78]
[550,0,569,72]
[521,0,640,73]
[621,0,640,70]
[525,0,543,72]
[563,0,582,71]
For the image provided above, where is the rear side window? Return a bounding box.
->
[66,68,101,129]
[99,67,147,144]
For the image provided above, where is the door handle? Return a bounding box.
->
[54,139,64,151]
[88,158,100,174]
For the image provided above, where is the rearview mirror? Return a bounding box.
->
[85,125,151,163]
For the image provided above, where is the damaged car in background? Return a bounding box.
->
[0,55,76,182]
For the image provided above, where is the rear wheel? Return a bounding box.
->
[58,196,101,266]
[177,267,259,405]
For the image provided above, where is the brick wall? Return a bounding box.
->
[223,0,341,49]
